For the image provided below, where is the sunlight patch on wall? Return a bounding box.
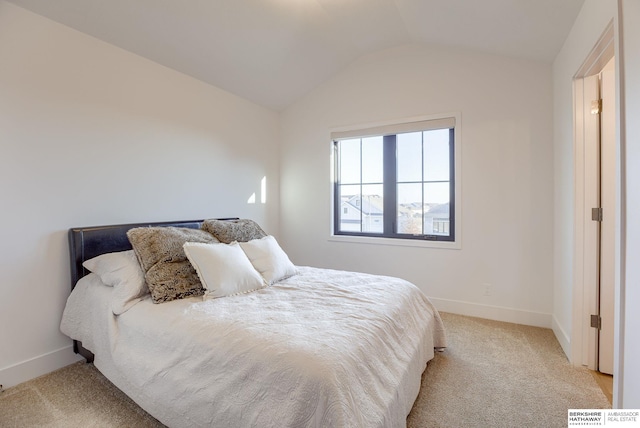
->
[247,176,267,204]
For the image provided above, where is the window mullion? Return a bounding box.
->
[448,128,455,241]
[383,135,396,236]
[359,139,363,233]
[421,131,425,235]
[333,142,340,235]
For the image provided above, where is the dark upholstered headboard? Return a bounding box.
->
[69,219,204,290]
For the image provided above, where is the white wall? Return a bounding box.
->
[619,0,640,409]
[280,44,554,327]
[551,0,617,364]
[0,2,280,387]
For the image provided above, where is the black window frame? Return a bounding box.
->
[333,126,455,242]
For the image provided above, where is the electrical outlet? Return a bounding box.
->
[482,283,492,296]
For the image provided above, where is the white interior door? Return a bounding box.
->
[578,61,616,375]
[598,59,616,375]
[582,74,600,371]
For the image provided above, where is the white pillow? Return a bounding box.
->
[183,242,265,299]
[239,235,297,285]
[82,250,147,315]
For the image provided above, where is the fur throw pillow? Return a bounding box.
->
[127,227,219,303]
[201,219,266,244]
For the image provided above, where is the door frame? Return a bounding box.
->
[571,21,616,371]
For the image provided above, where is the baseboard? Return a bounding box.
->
[429,297,552,328]
[551,315,572,361]
[0,345,83,388]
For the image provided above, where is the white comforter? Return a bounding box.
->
[61,266,446,428]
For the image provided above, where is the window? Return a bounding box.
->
[332,116,457,242]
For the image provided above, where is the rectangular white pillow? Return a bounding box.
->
[239,235,297,285]
[183,241,265,299]
[82,250,147,315]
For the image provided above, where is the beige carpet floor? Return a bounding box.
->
[0,312,610,427]
[407,313,610,427]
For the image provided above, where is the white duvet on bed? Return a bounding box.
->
[61,266,446,428]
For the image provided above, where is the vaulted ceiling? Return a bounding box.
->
[7,0,585,110]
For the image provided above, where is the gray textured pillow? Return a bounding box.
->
[201,219,267,244]
[127,227,219,303]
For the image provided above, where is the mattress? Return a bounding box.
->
[61,266,446,427]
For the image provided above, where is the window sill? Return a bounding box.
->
[328,234,461,250]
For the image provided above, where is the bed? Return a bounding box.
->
[60,218,446,427]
